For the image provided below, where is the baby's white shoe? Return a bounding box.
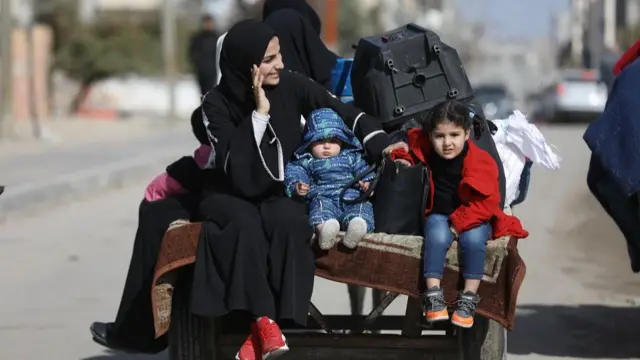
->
[343,217,367,249]
[319,219,340,250]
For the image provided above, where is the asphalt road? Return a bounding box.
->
[1,128,194,187]
[0,125,638,360]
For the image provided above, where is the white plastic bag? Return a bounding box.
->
[491,110,562,206]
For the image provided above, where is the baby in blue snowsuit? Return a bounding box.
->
[285,108,375,250]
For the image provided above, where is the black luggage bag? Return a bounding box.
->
[351,23,474,131]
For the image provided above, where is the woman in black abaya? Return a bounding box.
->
[191,20,405,360]
[89,109,213,354]
[263,9,337,90]
[263,7,383,319]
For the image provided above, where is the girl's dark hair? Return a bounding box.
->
[191,106,210,145]
[421,100,474,134]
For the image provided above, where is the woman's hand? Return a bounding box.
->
[252,65,270,115]
[382,141,409,156]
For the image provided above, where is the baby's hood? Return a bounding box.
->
[294,108,363,158]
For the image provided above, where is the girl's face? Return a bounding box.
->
[429,120,469,160]
[311,138,342,159]
[259,37,284,86]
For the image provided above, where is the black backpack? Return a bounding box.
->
[351,23,474,132]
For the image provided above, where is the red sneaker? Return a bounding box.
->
[235,323,262,360]
[255,317,289,359]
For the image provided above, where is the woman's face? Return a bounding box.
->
[259,37,284,86]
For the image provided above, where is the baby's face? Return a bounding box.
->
[310,138,342,159]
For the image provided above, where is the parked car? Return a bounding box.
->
[473,84,516,120]
[535,69,608,123]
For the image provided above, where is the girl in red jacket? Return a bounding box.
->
[391,100,528,328]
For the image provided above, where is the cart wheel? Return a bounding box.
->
[169,277,217,360]
[457,316,506,360]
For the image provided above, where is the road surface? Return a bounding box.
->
[1,126,193,187]
[0,125,639,360]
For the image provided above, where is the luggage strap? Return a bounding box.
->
[339,161,386,205]
[424,31,459,99]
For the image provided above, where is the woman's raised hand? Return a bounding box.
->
[252,65,270,116]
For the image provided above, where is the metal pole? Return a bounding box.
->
[571,0,586,66]
[25,0,41,139]
[603,0,617,50]
[586,0,604,69]
[0,0,13,139]
[162,0,177,121]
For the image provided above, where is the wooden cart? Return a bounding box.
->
[152,223,522,360]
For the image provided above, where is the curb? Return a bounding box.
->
[0,151,184,222]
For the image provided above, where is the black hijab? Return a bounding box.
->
[264,9,337,91]
[217,19,276,114]
[262,0,322,36]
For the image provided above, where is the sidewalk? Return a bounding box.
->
[0,118,196,220]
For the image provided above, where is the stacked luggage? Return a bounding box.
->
[348,23,507,208]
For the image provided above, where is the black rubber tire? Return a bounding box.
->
[168,278,218,360]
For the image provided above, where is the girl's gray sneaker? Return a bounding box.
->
[319,219,340,250]
[423,286,449,322]
[342,217,367,249]
[451,291,480,328]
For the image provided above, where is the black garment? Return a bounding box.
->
[191,192,314,325]
[193,20,389,326]
[189,29,220,95]
[166,157,220,194]
[110,194,200,353]
[429,144,468,215]
[190,106,209,145]
[262,0,322,36]
[216,19,276,111]
[264,9,337,90]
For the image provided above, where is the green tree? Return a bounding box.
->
[38,0,196,112]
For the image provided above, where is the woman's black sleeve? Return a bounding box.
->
[292,72,390,162]
[201,92,280,199]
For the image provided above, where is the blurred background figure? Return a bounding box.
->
[188,14,220,96]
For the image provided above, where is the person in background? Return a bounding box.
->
[264,9,337,91]
[262,0,322,36]
[189,14,220,96]
[215,0,327,86]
